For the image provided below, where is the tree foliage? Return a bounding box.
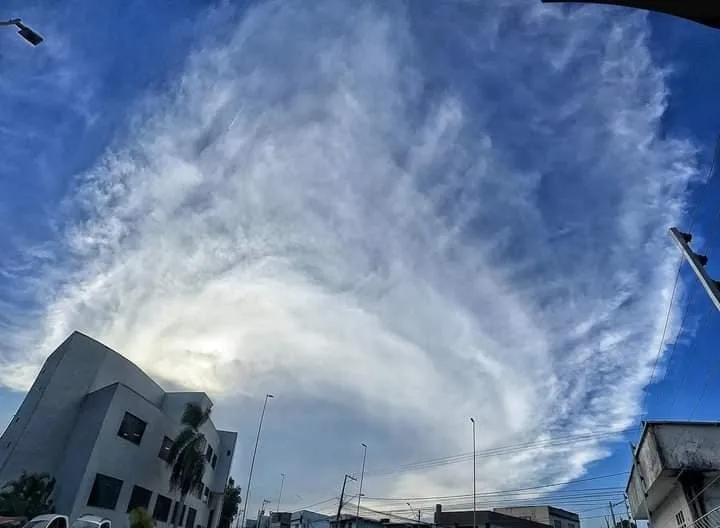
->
[218,480,242,528]
[129,508,154,528]
[167,402,211,500]
[0,472,55,518]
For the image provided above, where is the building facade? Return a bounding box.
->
[494,506,579,528]
[290,510,330,528]
[626,421,720,528]
[0,332,237,528]
[434,505,553,528]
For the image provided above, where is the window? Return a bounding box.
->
[204,486,210,504]
[554,521,562,528]
[206,445,214,463]
[180,505,187,525]
[159,436,173,461]
[127,485,152,512]
[568,523,575,528]
[208,510,215,528]
[226,449,231,456]
[101,523,110,528]
[117,412,147,445]
[676,512,686,528]
[154,495,172,522]
[186,507,197,528]
[87,473,123,510]
[211,454,218,469]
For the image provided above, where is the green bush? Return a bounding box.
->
[129,508,154,528]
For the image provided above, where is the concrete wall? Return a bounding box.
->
[654,425,720,472]
[0,333,107,482]
[54,384,118,514]
[651,485,689,528]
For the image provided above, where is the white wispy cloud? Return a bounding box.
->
[0,0,699,513]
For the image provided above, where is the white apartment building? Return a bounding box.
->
[494,506,579,528]
[627,421,720,528]
[0,331,237,528]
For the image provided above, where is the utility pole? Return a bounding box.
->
[407,503,421,523]
[624,494,635,526]
[669,228,720,312]
[336,474,357,522]
[470,418,477,528]
[609,501,617,528]
[356,444,368,525]
[258,499,271,528]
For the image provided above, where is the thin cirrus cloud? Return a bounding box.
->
[0,0,699,507]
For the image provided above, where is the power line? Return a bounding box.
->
[364,471,630,502]
[366,431,637,478]
[645,254,683,396]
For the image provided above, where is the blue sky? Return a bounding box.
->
[1,0,719,526]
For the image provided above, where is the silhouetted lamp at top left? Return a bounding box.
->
[0,18,44,46]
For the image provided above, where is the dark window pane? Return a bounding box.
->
[153,495,172,522]
[87,474,123,510]
[186,508,197,528]
[180,505,187,525]
[205,445,213,462]
[117,412,147,445]
[127,485,152,513]
[208,510,215,528]
[158,436,173,462]
[211,454,217,469]
[226,450,231,456]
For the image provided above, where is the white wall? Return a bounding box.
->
[651,485,689,528]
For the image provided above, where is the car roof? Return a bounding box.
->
[30,516,64,522]
[74,517,108,524]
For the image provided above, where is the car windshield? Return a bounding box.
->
[70,521,98,528]
[22,521,49,528]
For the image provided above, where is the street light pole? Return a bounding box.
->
[241,394,274,528]
[276,473,286,513]
[0,18,43,45]
[356,443,368,524]
[470,418,476,528]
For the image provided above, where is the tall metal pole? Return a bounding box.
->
[470,418,476,528]
[336,474,357,522]
[669,228,720,312]
[276,473,286,513]
[241,394,274,528]
[356,443,368,523]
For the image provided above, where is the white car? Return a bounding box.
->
[22,515,69,528]
[70,516,111,528]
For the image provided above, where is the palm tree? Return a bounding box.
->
[218,480,242,528]
[167,403,211,527]
[0,471,55,518]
